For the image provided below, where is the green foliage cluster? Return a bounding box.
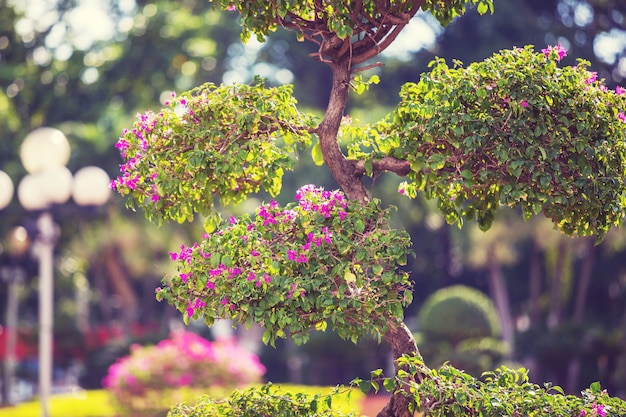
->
[113,77,316,225]
[167,384,362,417]
[357,356,626,417]
[158,186,413,346]
[348,46,626,239]
[415,285,508,376]
[216,0,493,42]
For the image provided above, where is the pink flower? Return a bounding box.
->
[520,99,529,108]
[616,86,626,95]
[592,403,606,417]
[619,111,626,123]
[542,44,567,61]
[585,72,598,84]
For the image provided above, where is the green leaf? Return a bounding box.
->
[383,378,397,392]
[311,142,324,165]
[262,328,273,346]
[344,268,357,284]
[590,381,602,393]
[315,320,328,331]
[455,391,468,405]
[368,74,380,85]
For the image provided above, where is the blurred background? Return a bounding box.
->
[0,0,625,408]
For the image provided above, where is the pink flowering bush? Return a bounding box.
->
[158,185,413,347]
[102,331,265,417]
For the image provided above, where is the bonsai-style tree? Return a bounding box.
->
[112,1,626,416]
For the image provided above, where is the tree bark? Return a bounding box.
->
[566,238,596,393]
[318,55,421,417]
[317,56,369,203]
[377,318,420,417]
[547,240,569,328]
[486,243,515,359]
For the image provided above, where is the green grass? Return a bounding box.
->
[0,389,116,417]
[0,386,365,417]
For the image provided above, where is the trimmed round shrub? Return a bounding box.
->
[418,285,501,343]
[416,285,507,376]
[103,330,265,417]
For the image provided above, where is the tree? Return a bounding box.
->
[112,1,626,416]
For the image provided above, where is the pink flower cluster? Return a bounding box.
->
[580,403,607,417]
[542,44,567,61]
[102,331,265,393]
[103,331,265,416]
[111,112,157,191]
[295,184,348,219]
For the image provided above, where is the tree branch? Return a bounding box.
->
[354,157,411,176]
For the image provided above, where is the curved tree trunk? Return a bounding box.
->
[317,56,369,203]
[319,55,422,417]
[377,318,421,417]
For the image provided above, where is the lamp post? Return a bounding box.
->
[0,226,29,406]
[0,127,110,417]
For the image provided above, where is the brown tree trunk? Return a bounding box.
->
[566,238,596,393]
[547,240,569,328]
[103,244,138,339]
[318,55,421,417]
[377,318,420,417]
[486,243,515,358]
[528,237,542,328]
[317,56,369,203]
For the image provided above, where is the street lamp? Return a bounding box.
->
[0,226,30,406]
[0,127,110,417]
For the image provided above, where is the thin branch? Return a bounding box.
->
[352,61,384,73]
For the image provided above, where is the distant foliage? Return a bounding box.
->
[103,331,265,417]
[415,285,507,376]
[418,285,501,341]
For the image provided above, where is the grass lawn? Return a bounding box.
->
[0,386,374,417]
[0,389,116,417]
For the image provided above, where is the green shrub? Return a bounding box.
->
[418,285,501,342]
[167,384,363,417]
[357,356,626,417]
[416,285,506,376]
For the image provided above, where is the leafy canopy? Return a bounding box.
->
[347,46,626,240]
[112,77,315,226]
[220,0,493,42]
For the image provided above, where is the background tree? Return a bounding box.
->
[113,1,626,416]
